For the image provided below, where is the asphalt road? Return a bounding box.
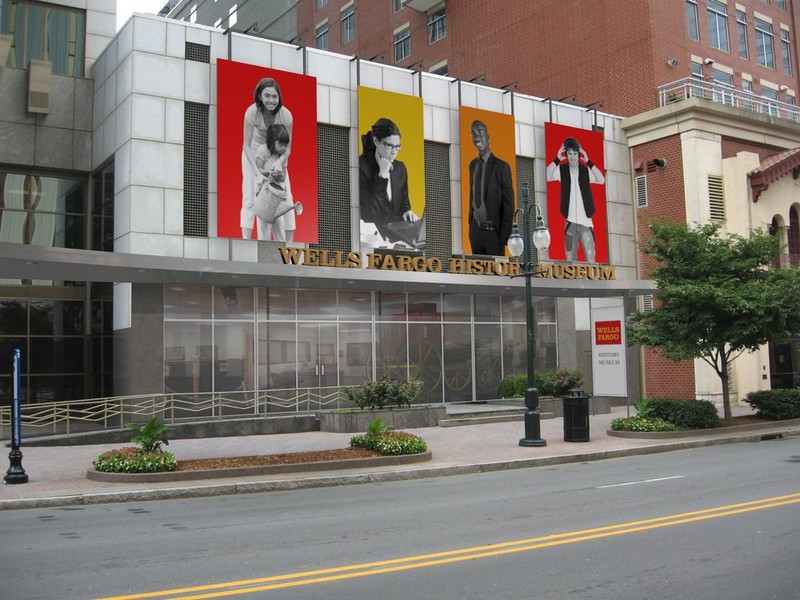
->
[2,437,798,600]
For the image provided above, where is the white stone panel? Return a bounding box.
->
[165,99,184,144]
[316,84,330,124]
[130,140,183,188]
[429,106,450,143]
[133,17,167,55]
[185,24,212,46]
[517,123,535,157]
[328,86,351,126]
[130,186,165,233]
[113,283,132,330]
[382,67,415,96]
[207,191,217,238]
[185,61,210,104]
[132,53,185,99]
[184,236,209,259]
[273,43,304,73]
[115,95,133,145]
[307,51,351,87]
[208,237,231,261]
[93,82,106,129]
[475,87,504,112]
[167,22,186,58]
[164,188,184,235]
[103,73,116,124]
[230,239,259,262]
[230,35,270,66]
[114,186,131,239]
[515,95,534,124]
[208,147,217,193]
[116,54,134,103]
[128,232,184,257]
[131,95,164,141]
[420,74,450,108]
[87,9,115,36]
[116,19,134,65]
[358,62,383,90]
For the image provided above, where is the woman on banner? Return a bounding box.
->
[241,77,296,241]
[358,117,419,247]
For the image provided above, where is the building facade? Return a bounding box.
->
[1,1,655,413]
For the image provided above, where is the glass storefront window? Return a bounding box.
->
[443,323,472,401]
[377,292,407,320]
[165,285,212,319]
[297,289,337,320]
[376,321,408,379]
[214,287,254,320]
[164,321,212,393]
[408,322,442,403]
[260,322,297,390]
[338,291,372,321]
[475,295,502,321]
[0,300,27,335]
[259,288,295,320]
[443,294,470,321]
[407,293,442,321]
[475,323,502,400]
[213,322,254,392]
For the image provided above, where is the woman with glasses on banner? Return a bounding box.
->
[359,117,419,249]
[241,77,297,241]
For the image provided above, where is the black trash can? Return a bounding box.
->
[563,388,590,442]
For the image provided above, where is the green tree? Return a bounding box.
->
[627,222,800,420]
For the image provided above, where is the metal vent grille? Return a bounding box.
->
[423,140,451,266]
[636,175,648,208]
[185,42,210,63]
[184,102,209,237]
[641,294,654,313]
[708,174,725,221]
[313,124,350,252]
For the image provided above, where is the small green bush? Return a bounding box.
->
[344,377,422,410]
[745,389,800,420]
[350,418,427,455]
[497,368,585,398]
[644,398,720,429]
[610,416,678,432]
[92,447,177,473]
[126,416,172,452]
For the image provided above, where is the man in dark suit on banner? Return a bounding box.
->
[468,120,514,256]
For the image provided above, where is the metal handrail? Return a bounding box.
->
[658,78,800,122]
[0,387,358,439]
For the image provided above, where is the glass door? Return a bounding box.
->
[297,323,338,390]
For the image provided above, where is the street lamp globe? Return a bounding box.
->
[533,216,551,253]
[507,225,524,257]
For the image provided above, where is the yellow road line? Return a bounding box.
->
[98,492,800,600]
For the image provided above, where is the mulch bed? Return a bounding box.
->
[175,447,382,471]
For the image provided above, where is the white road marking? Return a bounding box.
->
[597,475,685,489]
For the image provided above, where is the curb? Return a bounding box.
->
[3,429,799,511]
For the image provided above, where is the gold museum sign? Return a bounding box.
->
[279,248,616,280]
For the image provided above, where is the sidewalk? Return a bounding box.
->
[2,406,799,511]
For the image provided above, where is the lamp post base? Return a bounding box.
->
[519,409,547,447]
[4,447,28,484]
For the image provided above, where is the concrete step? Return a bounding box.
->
[438,410,554,427]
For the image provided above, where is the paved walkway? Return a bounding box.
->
[2,406,799,511]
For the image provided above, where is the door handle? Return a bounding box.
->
[321,364,325,376]
[315,364,319,376]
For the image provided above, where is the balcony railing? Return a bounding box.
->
[658,78,800,123]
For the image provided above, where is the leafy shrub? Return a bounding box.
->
[126,416,172,452]
[610,416,678,432]
[644,398,720,429]
[350,418,427,455]
[745,389,800,420]
[92,447,177,473]
[498,368,585,398]
[344,378,422,410]
[498,376,517,398]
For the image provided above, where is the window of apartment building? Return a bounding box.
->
[707,0,729,52]
[394,25,411,62]
[761,86,779,115]
[228,4,237,29]
[394,0,404,12]
[687,0,699,41]
[711,68,734,105]
[341,3,355,45]
[0,0,86,76]
[777,0,786,10]
[736,10,749,59]
[755,18,775,68]
[780,30,792,75]
[742,78,754,107]
[315,21,329,50]
[428,6,446,43]
[316,0,328,9]
[430,60,448,76]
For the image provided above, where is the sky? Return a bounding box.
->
[116,0,169,31]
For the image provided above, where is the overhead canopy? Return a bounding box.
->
[0,242,656,298]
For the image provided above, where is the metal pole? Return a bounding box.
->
[5,348,28,483]
[519,184,546,447]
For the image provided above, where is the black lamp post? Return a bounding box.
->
[507,182,551,447]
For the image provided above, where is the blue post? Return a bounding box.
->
[5,348,28,484]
